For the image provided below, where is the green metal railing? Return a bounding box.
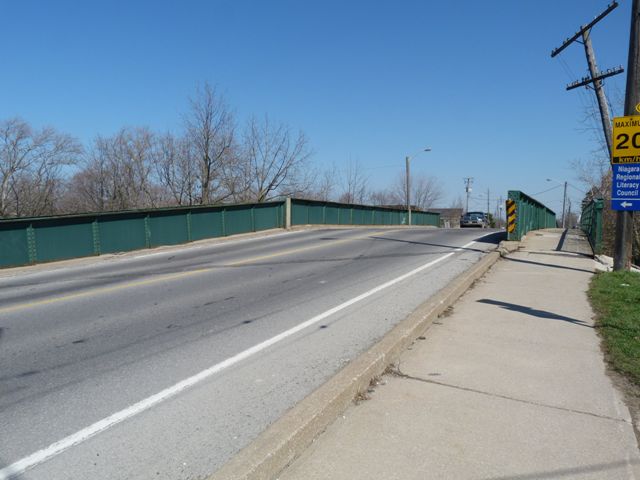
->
[507,190,556,241]
[580,198,604,254]
[291,199,440,227]
[0,198,441,268]
[0,202,284,268]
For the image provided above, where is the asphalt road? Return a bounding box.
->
[0,227,502,480]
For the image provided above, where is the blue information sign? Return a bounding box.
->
[611,163,640,211]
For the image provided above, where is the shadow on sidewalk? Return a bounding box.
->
[554,228,569,252]
[483,459,639,480]
[528,251,589,260]
[477,299,593,328]
[503,256,594,275]
[554,228,594,257]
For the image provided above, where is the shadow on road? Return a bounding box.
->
[473,231,506,244]
[369,230,504,253]
[477,299,592,328]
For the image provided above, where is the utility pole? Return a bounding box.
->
[551,1,623,156]
[464,177,473,213]
[552,1,635,268]
[583,29,615,153]
[486,188,490,225]
[614,0,639,271]
[567,198,572,228]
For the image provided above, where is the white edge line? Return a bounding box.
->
[0,237,489,479]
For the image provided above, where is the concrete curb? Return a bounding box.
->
[210,249,503,480]
[497,240,520,257]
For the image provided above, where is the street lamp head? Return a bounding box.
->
[406,147,431,161]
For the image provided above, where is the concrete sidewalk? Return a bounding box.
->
[278,230,640,480]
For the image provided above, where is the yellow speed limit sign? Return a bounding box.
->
[612,116,640,164]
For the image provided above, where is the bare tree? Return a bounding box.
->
[239,115,312,202]
[153,132,198,206]
[412,175,444,209]
[60,166,107,213]
[67,127,157,212]
[184,83,236,204]
[298,163,338,201]
[314,164,337,201]
[449,195,464,209]
[338,160,369,204]
[368,189,395,206]
[0,118,81,217]
[388,171,444,210]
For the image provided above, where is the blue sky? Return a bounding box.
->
[0,0,631,213]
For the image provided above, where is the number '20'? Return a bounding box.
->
[616,132,640,150]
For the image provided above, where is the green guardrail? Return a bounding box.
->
[0,201,285,268]
[0,198,441,268]
[580,198,604,254]
[507,190,556,241]
[290,199,440,227]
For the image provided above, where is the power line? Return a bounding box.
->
[532,185,562,196]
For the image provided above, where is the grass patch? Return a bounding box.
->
[589,271,640,386]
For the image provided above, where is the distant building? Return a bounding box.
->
[428,208,463,228]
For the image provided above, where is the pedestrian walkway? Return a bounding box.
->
[278,229,640,480]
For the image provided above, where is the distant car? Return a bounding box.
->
[460,211,487,228]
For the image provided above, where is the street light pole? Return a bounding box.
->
[562,181,568,229]
[405,147,431,226]
[405,156,411,226]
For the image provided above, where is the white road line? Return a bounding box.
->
[0,236,490,480]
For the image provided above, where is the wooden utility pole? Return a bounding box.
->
[582,29,615,153]
[614,0,639,270]
[486,188,490,221]
[551,1,623,157]
[551,1,635,269]
[464,177,473,213]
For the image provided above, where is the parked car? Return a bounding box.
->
[460,211,487,228]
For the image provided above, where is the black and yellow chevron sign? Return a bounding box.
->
[506,199,516,234]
